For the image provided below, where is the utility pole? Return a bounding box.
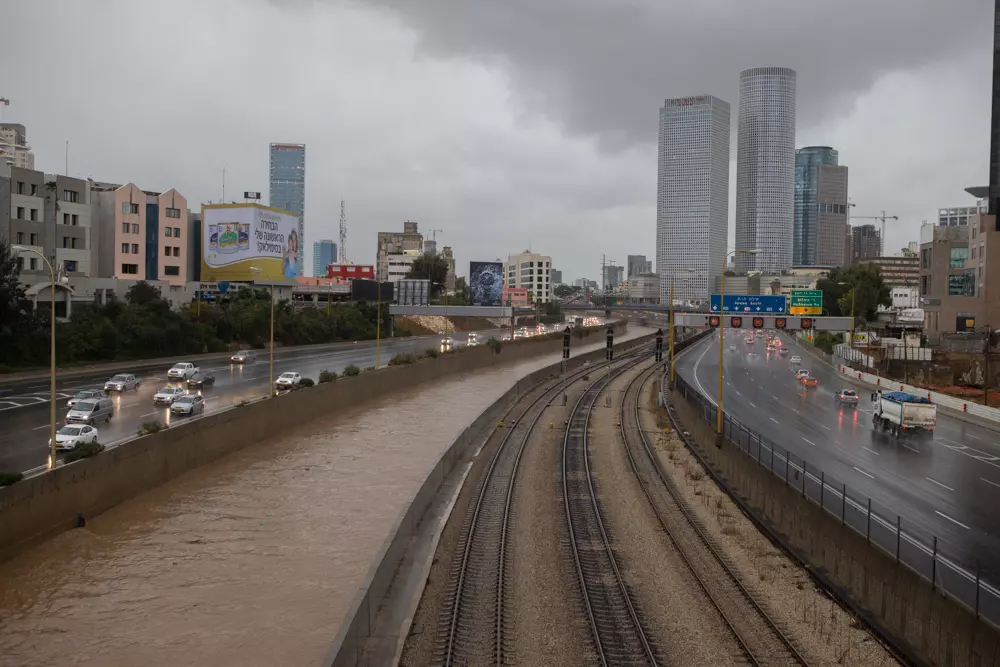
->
[339,200,347,263]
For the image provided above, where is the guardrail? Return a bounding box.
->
[673,372,1000,630]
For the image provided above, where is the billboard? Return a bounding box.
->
[469,261,503,306]
[201,204,299,283]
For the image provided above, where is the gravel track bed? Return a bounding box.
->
[589,362,747,666]
[648,374,900,667]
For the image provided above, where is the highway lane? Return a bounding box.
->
[675,331,1000,575]
[0,330,506,474]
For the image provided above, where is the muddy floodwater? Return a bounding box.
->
[0,329,651,667]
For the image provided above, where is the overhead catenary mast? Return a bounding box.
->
[339,200,347,263]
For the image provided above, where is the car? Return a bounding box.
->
[66,397,114,425]
[501,333,512,341]
[835,389,859,406]
[441,336,454,347]
[795,368,810,380]
[50,424,99,452]
[167,362,199,380]
[802,376,819,388]
[467,333,480,346]
[187,372,216,389]
[729,344,737,351]
[231,350,256,364]
[153,386,187,405]
[275,372,301,390]
[779,347,790,357]
[67,389,107,409]
[789,355,802,365]
[104,373,139,392]
[170,394,205,416]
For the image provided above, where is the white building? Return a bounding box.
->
[504,250,553,303]
[889,286,920,310]
[628,273,659,303]
[0,124,35,170]
[386,248,421,282]
[938,203,985,227]
[735,67,797,274]
[656,95,730,304]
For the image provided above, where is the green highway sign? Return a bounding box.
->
[790,289,822,315]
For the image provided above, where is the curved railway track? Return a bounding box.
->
[619,361,810,667]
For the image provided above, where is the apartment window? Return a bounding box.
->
[165,207,180,219]
[165,227,172,237]
[64,190,79,203]
[16,206,24,219]
[163,266,180,276]
[15,256,23,270]
[122,222,129,234]
[63,213,70,225]
[64,260,77,273]
[971,246,976,260]
[15,232,23,244]
[71,214,78,226]
[29,258,37,270]
[62,237,69,249]
[122,243,129,254]
[173,247,180,257]
[921,248,931,269]
[131,223,139,234]
[16,182,24,195]
[122,202,139,214]
[131,243,139,254]
[949,270,976,296]
[30,184,37,196]
[121,264,139,275]
[164,246,171,257]
[29,209,37,221]
[173,227,180,238]
[71,238,79,249]
[29,233,37,245]
[949,247,969,269]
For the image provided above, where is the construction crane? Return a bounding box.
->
[850,210,898,256]
[426,228,443,255]
[339,201,347,264]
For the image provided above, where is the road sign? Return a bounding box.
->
[790,289,822,315]
[675,313,853,331]
[710,294,786,314]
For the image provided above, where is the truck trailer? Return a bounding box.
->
[872,391,936,438]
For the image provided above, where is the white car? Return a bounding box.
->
[170,394,205,416]
[275,372,301,389]
[167,362,199,380]
[789,355,802,364]
[795,368,810,380]
[50,424,99,452]
[153,386,187,405]
[467,333,479,346]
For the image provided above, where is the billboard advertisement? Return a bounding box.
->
[469,261,503,306]
[201,204,299,283]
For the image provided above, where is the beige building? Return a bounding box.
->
[859,255,919,289]
[0,123,35,169]
[504,250,553,303]
[627,272,659,303]
[376,221,423,281]
[919,223,978,340]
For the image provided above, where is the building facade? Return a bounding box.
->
[919,223,978,339]
[0,124,35,169]
[504,251,553,303]
[269,143,305,276]
[793,146,848,268]
[441,245,456,291]
[628,273,659,303]
[858,255,919,289]
[602,264,624,291]
[387,249,420,282]
[312,239,337,277]
[657,95,730,304]
[551,269,563,284]
[626,254,652,278]
[327,264,374,280]
[850,224,881,265]
[376,221,423,281]
[735,67,797,273]
[938,204,985,227]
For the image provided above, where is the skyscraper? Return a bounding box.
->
[627,254,652,278]
[312,239,337,277]
[735,67,797,273]
[794,146,848,268]
[851,224,881,265]
[269,143,305,276]
[656,95,730,303]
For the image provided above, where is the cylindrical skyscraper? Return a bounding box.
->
[735,66,796,274]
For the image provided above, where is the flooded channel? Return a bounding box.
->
[0,329,651,667]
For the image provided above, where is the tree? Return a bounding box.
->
[553,284,580,299]
[816,264,890,323]
[0,239,27,329]
[406,253,449,293]
[125,281,164,307]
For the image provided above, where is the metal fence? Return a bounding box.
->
[673,373,1000,629]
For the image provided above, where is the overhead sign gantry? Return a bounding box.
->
[674,313,852,331]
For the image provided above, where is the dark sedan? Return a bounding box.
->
[187,372,216,389]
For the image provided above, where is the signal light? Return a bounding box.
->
[708,315,721,328]
[774,317,787,329]
[752,317,764,329]
[800,318,813,330]
[730,316,743,328]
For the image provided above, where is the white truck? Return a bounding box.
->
[167,362,200,380]
[871,391,937,438]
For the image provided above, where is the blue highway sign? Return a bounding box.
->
[710,294,787,314]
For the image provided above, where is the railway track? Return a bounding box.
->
[620,362,810,667]
[435,350,646,667]
[562,357,660,666]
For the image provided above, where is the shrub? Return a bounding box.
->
[424,347,439,359]
[0,471,23,487]
[364,366,375,372]
[343,364,361,377]
[487,337,502,354]
[64,441,105,463]
[389,353,418,366]
[137,420,165,436]
[299,377,315,388]
[318,369,338,383]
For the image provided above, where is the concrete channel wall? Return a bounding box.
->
[0,323,629,563]
[668,385,1000,667]
[323,330,670,667]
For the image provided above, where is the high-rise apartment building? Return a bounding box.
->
[312,239,337,277]
[441,245,456,291]
[735,67,797,273]
[626,254,652,278]
[656,95,730,303]
[793,146,848,268]
[551,269,563,284]
[602,264,624,291]
[0,124,35,169]
[269,143,305,276]
[505,251,553,303]
[850,224,881,265]
[376,221,423,281]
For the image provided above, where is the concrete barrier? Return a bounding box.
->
[0,322,630,563]
[321,332,666,667]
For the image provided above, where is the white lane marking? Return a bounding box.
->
[935,511,970,530]
[853,466,875,480]
[749,402,757,409]
[32,424,50,430]
[902,444,920,453]
[139,411,159,418]
[770,417,779,424]
[791,408,800,414]
[736,390,742,396]
[802,438,817,446]
[862,446,880,456]
[771,394,779,401]
[982,478,1000,490]
[967,434,982,441]
[926,477,954,492]
[120,401,139,408]
[820,424,831,431]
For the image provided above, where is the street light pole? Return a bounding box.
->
[250,266,276,394]
[375,280,383,369]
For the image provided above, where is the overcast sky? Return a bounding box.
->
[1,0,993,282]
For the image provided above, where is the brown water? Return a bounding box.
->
[0,329,651,667]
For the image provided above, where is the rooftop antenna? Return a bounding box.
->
[339,200,347,263]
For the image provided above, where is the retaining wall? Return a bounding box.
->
[0,323,629,563]
[669,388,1000,667]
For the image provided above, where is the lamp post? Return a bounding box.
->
[374,279,386,369]
[838,281,857,361]
[717,249,761,434]
[13,246,62,468]
[249,266,275,395]
[668,270,694,385]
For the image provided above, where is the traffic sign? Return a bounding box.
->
[730,316,743,328]
[710,294,786,314]
[752,317,764,329]
[790,289,822,315]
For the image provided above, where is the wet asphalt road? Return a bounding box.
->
[675,331,1000,576]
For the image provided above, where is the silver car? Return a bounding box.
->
[67,389,107,409]
[170,394,205,416]
[104,373,139,392]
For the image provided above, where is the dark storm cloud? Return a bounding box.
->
[355,0,990,148]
